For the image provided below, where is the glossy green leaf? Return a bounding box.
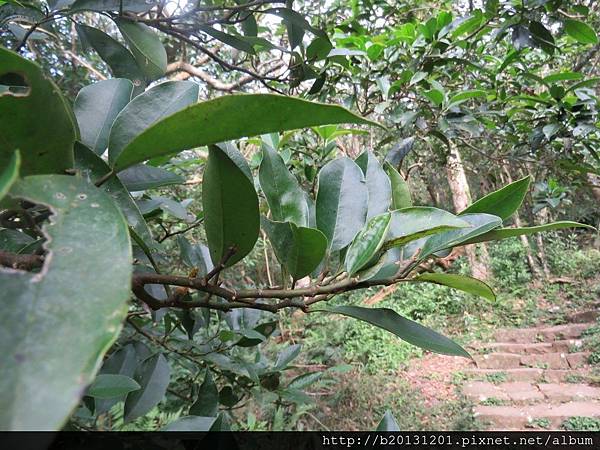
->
[274,344,302,371]
[76,24,146,90]
[0,175,132,430]
[382,207,470,251]
[420,213,503,258]
[163,416,217,431]
[345,213,392,276]
[0,47,76,176]
[198,25,255,54]
[355,151,392,219]
[124,353,171,422]
[0,151,19,202]
[462,221,596,245]
[261,217,327,279]
[95,344,138,414]
[74,79,133,155]
[74,143,156,252]
[110,94,380,171]
[189,369,219,417]
[415,273,495,301]
[376,410,400,431]
[87,374,140,399]
[316,157,368,251]
[461,176,530,220]
[115,18,167,81]
[109,81,199,165]
[384,162,412,209]
[321,306,470,357]
[203,144,259,267]
[0,229,34,253]
[447,89,487,107]
[259,144,309,226]
[118,164,184,191]
[564,19,598,45]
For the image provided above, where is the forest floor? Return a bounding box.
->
[400,302,600,430]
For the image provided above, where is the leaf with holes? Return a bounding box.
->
[0,175,131,430]
[0,47,76,176]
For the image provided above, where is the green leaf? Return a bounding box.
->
[0,151,19,202]
[316,157,368,251]
[345,213,392,276]
[321,306,471,357]
[95,344,138,414]
[198,25,255,54]
[261,217,327,279]
[189,369,218,417]
[124,353,171,422]
[542,72,583,84]
[447,89,487,107]
[118,164,184,191]
[415,273,495,301]
[274,344,302,371]
[564,19,598,45]
[0,47,76,176]
[420,213,503,258]
[264,7,326,38]
[71,0,156,13]
[0,228,34,253]
[177,236,214,275]
[384,162,412,209]
[76,24,146,90]
[110,94,381,171]
[203,144,259,267]
[0,175,132,430]
[461,176,530,220]
[74,79,133,155]
[423,89,444,106]
[109,81,199,165]
[259,144,309,226]
[74,143,156,252]
[162,416,217,431]
[382,207,470,251]
[287,372,323,390]
[87,374,140,399]
[115,18,167,80]
[355,151,392,219]
[376,410,400,431]
[461,221,596,245]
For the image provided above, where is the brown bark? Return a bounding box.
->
[446,143,489,280]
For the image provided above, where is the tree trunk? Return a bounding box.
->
[446,143,489,280]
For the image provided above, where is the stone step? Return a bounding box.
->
[463,381,600,405]
[464,368,590,383]
[474,339,583,355]
[493,323,593,343]
[567,310,600,324]
[475,351,590,370]
[474,401,600,429]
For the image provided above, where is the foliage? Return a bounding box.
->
[0,0,599,432]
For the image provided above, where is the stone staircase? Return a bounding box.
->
[461,318,600,430]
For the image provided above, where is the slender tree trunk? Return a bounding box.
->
[446,143,489,280]
[501,164,543,278]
